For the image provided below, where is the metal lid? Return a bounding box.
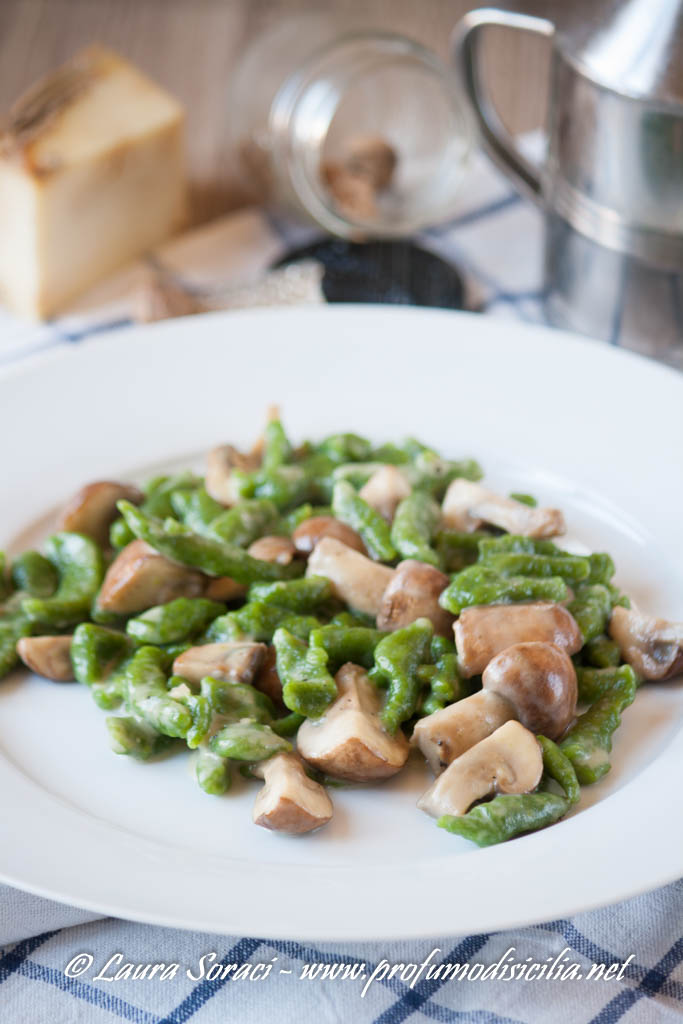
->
[558,0,683,107]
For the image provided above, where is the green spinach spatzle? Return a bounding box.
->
[3,411,681,840]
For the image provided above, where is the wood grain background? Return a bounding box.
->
[0,0,578,224]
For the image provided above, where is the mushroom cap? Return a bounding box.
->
[376,559,454,637]
[297,662,409,782]
[417,720,543,818]
[609,605,683,681]
[252,752,333,834]
[412,689,516,774]
[247,535,296,565]
[56,481,143,547]
[306,536,394,617]
[454,602,583,678]
[97,539,206,614]
[17,635,74,682]
[292,516,366,556]
[482,641,577,740]
[172,641,266,686]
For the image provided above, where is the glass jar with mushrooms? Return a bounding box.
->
[3,409,680,845]
[226,14,471,238]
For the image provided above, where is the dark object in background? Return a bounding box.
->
[275,239,465,309]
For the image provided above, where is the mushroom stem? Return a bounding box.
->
[306,536,394,617]
[172,641,266,686]
[412,690,516,775]
[442,479,565,538]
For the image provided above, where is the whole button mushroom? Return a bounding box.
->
[413,640,578,774]
[482,641,578,740]
[455,602,582,678]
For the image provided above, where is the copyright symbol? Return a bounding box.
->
[64,953,93,978]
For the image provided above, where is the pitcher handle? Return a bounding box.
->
[452,8,554,203]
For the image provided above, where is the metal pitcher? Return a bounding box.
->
[453,1,683,365]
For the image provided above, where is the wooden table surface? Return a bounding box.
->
[0,0,573,225]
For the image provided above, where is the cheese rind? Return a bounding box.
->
[0,46,188,319]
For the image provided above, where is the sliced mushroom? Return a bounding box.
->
[441,479,565,538]
[359,465,411,522]
[97,539,206,614]
[247,535,296,565]
[417,720,543,818]
[455,602,583,678]
[376,559,454,637]
[205,444,260,507]
[172,641,266,686]
[413,639,577,776]
[16,635,74,682]
[252,752,333,834]
[292,515,366,556]
[56,481,143,547]
[253,646,284,707]
[204,576,248,602]
[482,641,577,740]
[306,536,394,617]
[412,690,516,775]
[297,662,409,782]
[609,605,683,681]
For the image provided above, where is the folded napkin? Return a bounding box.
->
[1,138,681,1024]
[1,882,681,1022]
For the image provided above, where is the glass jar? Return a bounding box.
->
[227,15,471,238]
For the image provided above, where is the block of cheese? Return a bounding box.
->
[0,45,188,319]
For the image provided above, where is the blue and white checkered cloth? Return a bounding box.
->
[1,141,681,1023]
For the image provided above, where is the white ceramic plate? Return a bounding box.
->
[1,306,681,941]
